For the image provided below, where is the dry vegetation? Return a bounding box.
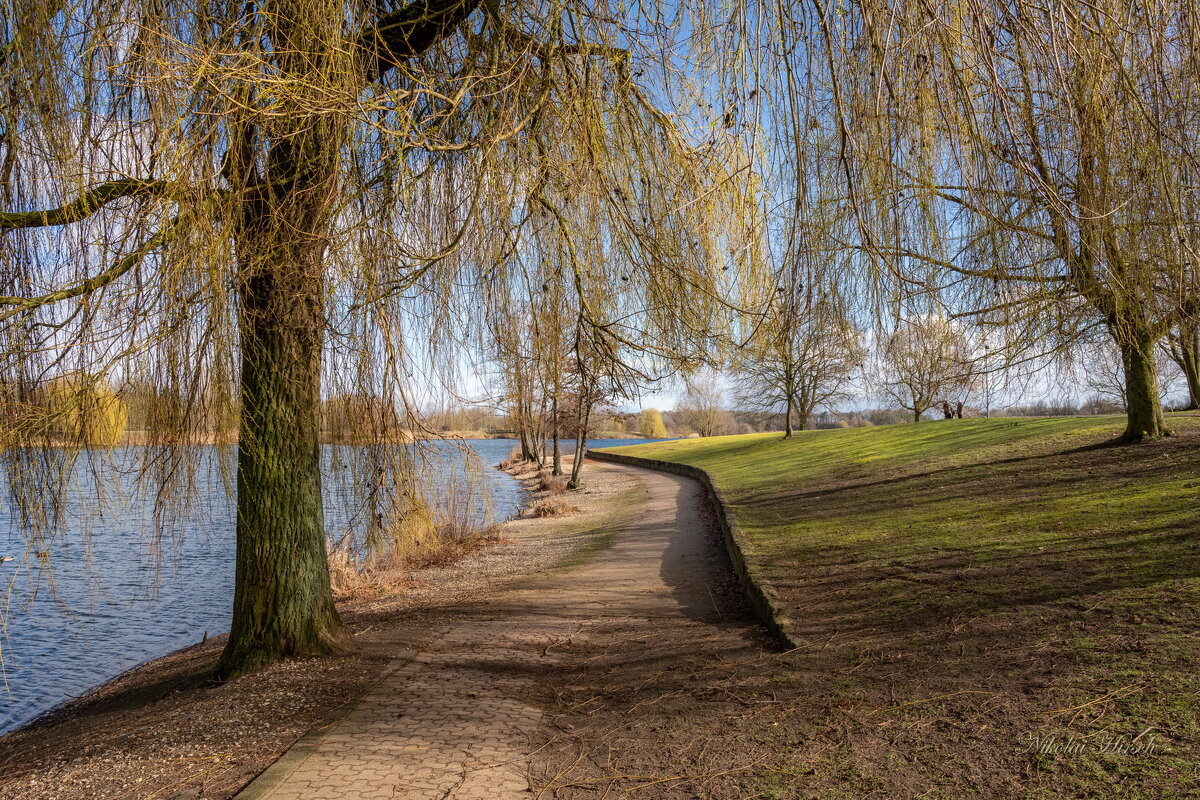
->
[531,497,579,518]
[539,473,568,495]
[501,455,583,520]
[327,525,503,602]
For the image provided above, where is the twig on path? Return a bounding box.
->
[534,744,590,800]
[1039,684,1142,718]
[430,762,468,800]
[866,689,998,717]
[780,628,844,655]
[544,623,589,657]
[706,583,723,619]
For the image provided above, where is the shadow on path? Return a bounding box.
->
[236,461,762,800]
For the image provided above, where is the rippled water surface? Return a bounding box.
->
[0,437,660,734]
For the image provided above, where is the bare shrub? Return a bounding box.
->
[531,497,579,517]
[539,474,567,494]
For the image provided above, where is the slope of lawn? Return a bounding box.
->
[601,415,1200,798]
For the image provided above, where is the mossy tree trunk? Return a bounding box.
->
[1174,326,1199,411]
[215,20,350,677]
[218,241,349,679]
[1117,328,1168,442]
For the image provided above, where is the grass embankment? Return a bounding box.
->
[606,415,1200,798]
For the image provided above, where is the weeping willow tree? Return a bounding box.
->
[484,56,761,479]
[802,0,1200,441]
[0,0,759,676]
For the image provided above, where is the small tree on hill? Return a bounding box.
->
[735,292,862,437]
[878,317,975,423]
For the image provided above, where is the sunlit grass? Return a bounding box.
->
[606,415,1199,567]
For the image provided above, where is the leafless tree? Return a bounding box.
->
[877,316,977,423]
[675,375,733,437]
[735,288,862,437]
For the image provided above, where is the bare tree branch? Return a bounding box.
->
[0,180,183,232]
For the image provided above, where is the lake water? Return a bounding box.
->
[0,437,663,734]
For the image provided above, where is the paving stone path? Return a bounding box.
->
[236,460,751,800]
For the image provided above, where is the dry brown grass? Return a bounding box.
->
[328,523,504,601]
[401,525,503,569]
[531,497,579,518]
[328,552,400,602]
[501,459,543,481]
[538,474,568,494]
[497,445,524,470]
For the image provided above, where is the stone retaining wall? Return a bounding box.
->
[586,450,797,649]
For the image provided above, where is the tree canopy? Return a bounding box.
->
[3,0,1197,677]
[0,0,761,675]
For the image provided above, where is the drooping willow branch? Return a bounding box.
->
[0,180,185,231]
[357,0,485,81]
[0,220,180,321]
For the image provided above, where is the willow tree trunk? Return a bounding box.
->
[215,24,349,676]
[217,241,348,679]
[1177,329,1200,411]
[551,395,563,475]
[1118,329,1168,441]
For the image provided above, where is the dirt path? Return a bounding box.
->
[236,461,760,800]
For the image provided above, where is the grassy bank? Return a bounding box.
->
[604,415,1200,798]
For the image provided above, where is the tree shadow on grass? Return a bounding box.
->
[733,429,1179,510]
[737,429,1200,662]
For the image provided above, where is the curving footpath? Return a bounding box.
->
[235,460,756,800]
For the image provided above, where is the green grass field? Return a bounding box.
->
[605,415,1200,798]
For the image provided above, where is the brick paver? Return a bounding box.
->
[237,462,735,800]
